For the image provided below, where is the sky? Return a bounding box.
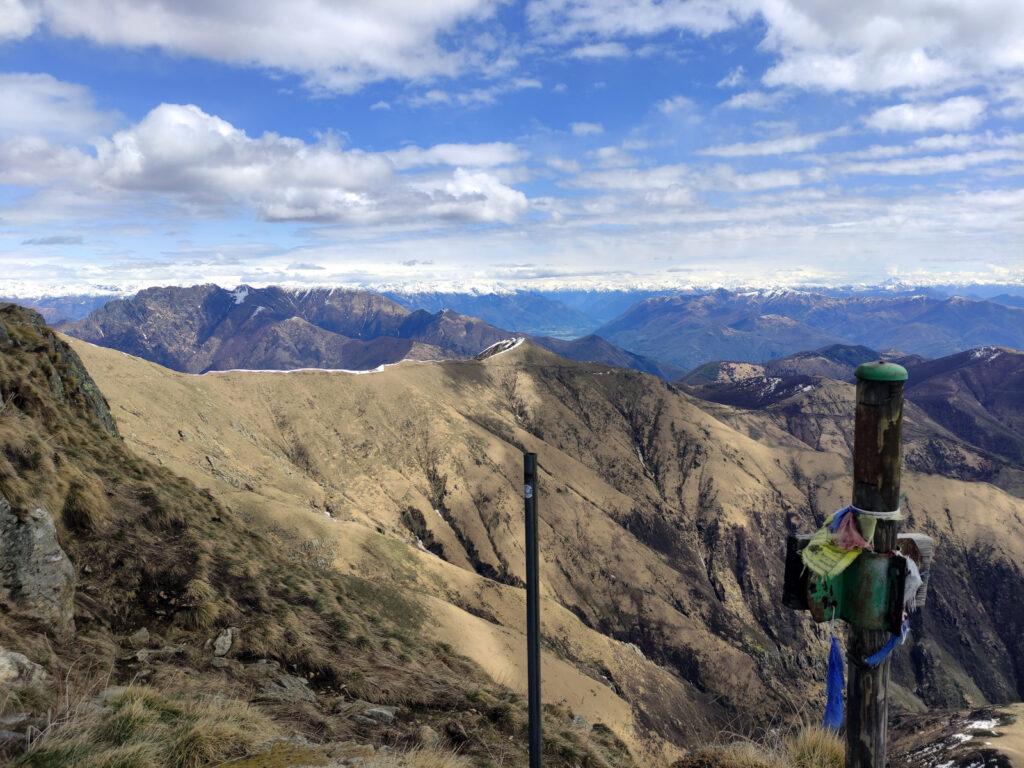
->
[1,0,1023,295]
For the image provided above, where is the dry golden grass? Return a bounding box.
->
[360,750,471,768]
[17,685,277,768]
[673,728,844,768]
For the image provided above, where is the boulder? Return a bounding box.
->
[0,497,75,638]
[212,627,238,657]
[0,649,49,689]
[127,627,151,649]
[255,673,316,704]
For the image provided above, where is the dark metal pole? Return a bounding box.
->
[847,361,908,768]
[524,452,542,768]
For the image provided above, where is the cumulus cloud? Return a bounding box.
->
[0,72,119,140]
[865,96,987,132]
[3,0,505,92]
[0,0,38,40]
[570,121,604,136]
[3,103,530,224]
[527,1,1024,94]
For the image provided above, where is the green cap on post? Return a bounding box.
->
[855,360,908,382]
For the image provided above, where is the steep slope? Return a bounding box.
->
[533,334,684,380]
[69,335,1024,741]
[906,347,1024,466]
[61,285,424,373]
[0,305,636,767]
[683,346,1024,496]
[598,290,1024,368]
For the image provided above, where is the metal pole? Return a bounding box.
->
[846,361,908,768]
[524,452,542,768]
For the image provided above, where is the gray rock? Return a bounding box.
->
[135,646,183,664]
[212,627,238,657]
[362,706,397,724]
[128,627,151,649]
[0,497,75,638]
[0,650,48,689]
[0,713,29,729]
[210,657,229,669]
[416,725,440,747]
[255,673,316,704]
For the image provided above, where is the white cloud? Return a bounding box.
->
[756,2,1024,93]
[570,121,604,136]
[6,0,506,93]
[387,142,526,169]
[569,41,630,59]
[838,148,1023,176]
[865,96,986,132]
[370,100,391,111]
[656,95,695,114]
[0,72,119,140]
[406,78,542,108]
[2,102,530,224]
[722,90,787,110]
[527,0,741,41]
[0,0,38,40]
[717,65,745,88]
[528,1,1024,95]
[700,131,832,157]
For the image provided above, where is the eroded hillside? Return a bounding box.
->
[67,333,1024,754]
[0,305,636,768]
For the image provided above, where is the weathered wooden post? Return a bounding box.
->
[523,452,542,768]
[782,360,936,768]
[847,361,908,768]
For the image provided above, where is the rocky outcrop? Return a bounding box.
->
[0,648,49,689]
[0,495,75,638]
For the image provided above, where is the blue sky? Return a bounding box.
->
[1,1,1023,295]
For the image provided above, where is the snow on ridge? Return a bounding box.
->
[476,337,526,360]
[232,286,249,305]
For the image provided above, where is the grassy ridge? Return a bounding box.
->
[0,303,635,767]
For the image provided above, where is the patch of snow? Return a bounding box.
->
[950,733,972,744]
[232,286,249,305]
[476,337,525,360]
[965,719,1000,731]
[202,364,388,376]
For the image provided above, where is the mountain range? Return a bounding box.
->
[47,285,1024,382]
[4,304,1024,765]
[598,289,1024,371]
[680,343,1024,497]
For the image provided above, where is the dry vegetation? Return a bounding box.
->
[0,304,636,767]
[672,728,844,768]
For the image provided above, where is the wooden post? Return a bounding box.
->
[846,361,908,768]
[523,453,542,768]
